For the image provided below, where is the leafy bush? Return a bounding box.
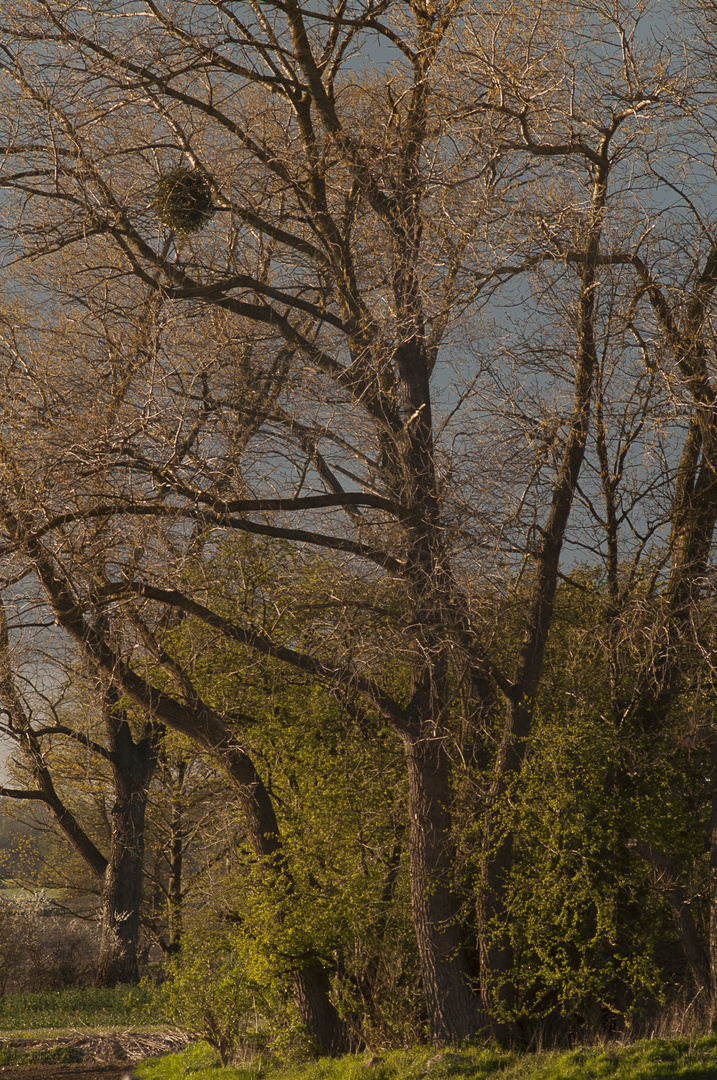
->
[157,925,303,1065]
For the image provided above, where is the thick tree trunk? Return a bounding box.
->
[97,787,149,985]
[404,731,480,1043]
[709,741,717,1027]
[292,961,353,1056]
[97,692,158,987]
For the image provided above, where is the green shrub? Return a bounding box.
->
[156,927,303,1065]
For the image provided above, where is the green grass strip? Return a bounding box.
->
[135,1039,717,1080]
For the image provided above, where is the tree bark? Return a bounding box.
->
[96,687,159,986]
[97,786,150,985]
[166,759,186,957]
[404,730,480,1043]
[292,961,355,1056]
[709,741,717,1027]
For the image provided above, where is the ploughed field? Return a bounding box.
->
[0,1065,134,1080]
[0,1032,190,1079]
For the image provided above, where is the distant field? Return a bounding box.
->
[0,886,69,917]
[0,986,156,1034]
[0,886,66,903]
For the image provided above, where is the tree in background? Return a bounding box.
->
[0,1,502,1040]
[0,599,162,985]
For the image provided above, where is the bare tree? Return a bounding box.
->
[454,0,717,1029]
[0,0,496,1042]
[0,0,711,1044]
[0,597,162,985]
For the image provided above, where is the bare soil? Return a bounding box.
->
[0,1065,134,1080]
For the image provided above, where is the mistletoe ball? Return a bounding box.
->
[153,168,215,234]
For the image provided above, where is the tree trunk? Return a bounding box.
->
[404,730,480,1043]
[709,740,717,1027]
[292,961,354,1056]
[166,762,186,957]
[97,786,149,985]
[97,692,158,986]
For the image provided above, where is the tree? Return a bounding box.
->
[0,597,162,985]
[0,0,715,1045]
[0,0,497,1041]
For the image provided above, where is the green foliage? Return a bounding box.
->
[154,537,420,1051]
[160,542,711,1043]
[153,168,215,233]
[499,699,667,1029]
[157,680,421,1050]
[469,570,706,1033]
[156,923,302,1064]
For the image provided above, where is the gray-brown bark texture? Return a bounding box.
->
[96,690,159,986]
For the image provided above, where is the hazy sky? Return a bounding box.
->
[0,735,12,782]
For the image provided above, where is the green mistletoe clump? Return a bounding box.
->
[153,167,215,233]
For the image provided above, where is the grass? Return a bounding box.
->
[134,1038,717,1080]
[138,1042,247,1080]
[0,985,157,1036]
